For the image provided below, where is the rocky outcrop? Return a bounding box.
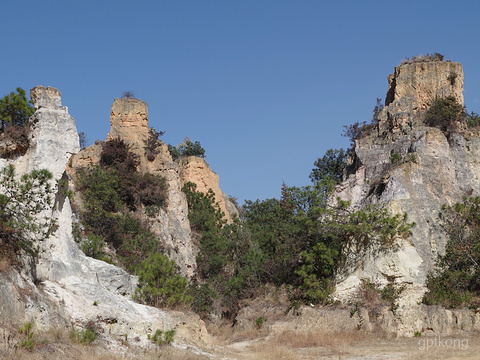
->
[71,97,238,276]
[379,61,464,132]
[70,97,196,277]
[265,304,480,338]
[107,98,149,155]
[0,87,208,350]
[179,156,239,223]
[334,61,480,303]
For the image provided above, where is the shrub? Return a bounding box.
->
[80,234,106,260]
[19,322,35,351]
[134,172,168,212]
[168,137,206,160]
[78,131,87,150]
[69,320,101,344]
[150,329,175,346]
[121,91,136,99]
[144,127,165,160]
[0,165,54,255]
[467,111,480,128]
[0,124,30,158]
[390,152,402,165]
[100,138,139,175]
[400,53,445,65]
[136,252,192,308]
[255,316,267,329]
[0,87,34,130]
[309,148,347,184]
[69,328,98,344]
[343,98,383,145]
[424,96,465,132]
[423,196,480,308]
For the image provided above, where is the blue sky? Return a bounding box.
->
[3,1,480,203]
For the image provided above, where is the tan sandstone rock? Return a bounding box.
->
[378,61,464,131]
[179,156,238,223]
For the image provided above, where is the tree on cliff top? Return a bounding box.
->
[0,87,34,131]
[168,137,206,160]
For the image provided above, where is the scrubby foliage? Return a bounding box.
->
[424,197,480,308]
[400,53,445,65]
[144,127,165,161]
[74,138,190,309]
[121,91,136,99]
[309,148,347,184]
[0,87,34,130]
[168,137,206,160]
[0,87,35,157]
[424,96,466,132]
[0,164,54,256]
[185,149,413,319]
[136,253,192,308]
[353,278,406,314]
[466,112,480,128]
[343,98,383,145]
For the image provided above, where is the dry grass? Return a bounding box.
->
[0,325,211,360]
[1,343,210,360]
[270,329,372,352]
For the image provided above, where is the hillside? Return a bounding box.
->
[1,57,480,358]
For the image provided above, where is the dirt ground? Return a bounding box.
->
[3,330,480,359]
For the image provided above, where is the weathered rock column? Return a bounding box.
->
[28,86,80,178]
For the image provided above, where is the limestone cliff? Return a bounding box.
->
[334,60,480,307]
[0,87,208,350]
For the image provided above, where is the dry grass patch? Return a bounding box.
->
[269,329,376,354]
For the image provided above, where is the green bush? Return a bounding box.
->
[144,127,165,160]
[0,165,54,255]
[0,87,34,130]
[424,96,465,132]
[168,137,206,160]
[423,197,480,308]
[136,252,192,308]
[69,328,98,344]
[390,152,402,165]
[150,329,175,346]
[467,111,480,128]
[75,139,168,260]
[343,98,383,145]
[81,234,106,260]
[309,148,347,184]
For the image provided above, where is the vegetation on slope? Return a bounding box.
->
[424,196,480,308]
[185,145,413,319]
[0,164,54,258]
[0,87,35,158]
[75,137,191,308]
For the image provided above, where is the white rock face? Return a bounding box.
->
[27,86,80,178]
[0,86,208,348]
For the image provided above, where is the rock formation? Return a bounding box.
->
[70,97,238,277]
[179,156,239,223]
[0,87,208,350]
[379,61,463,132]
[334,60,480,307]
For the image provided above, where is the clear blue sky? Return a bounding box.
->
[3,1,480,203]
